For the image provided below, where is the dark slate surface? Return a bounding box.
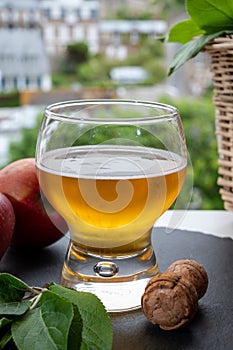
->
[1,227,233,350]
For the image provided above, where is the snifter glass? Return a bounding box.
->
[36,99,187,312]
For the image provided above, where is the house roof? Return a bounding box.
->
[100,20,167,35]
[110,66,148,84]
[0,28,50,76]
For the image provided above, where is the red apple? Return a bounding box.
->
[0,158,68,248]
[0,192,15,259]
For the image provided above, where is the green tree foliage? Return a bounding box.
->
[0,92,20,107]
[76,55,112,86]
[124,41,166,84]
[115,8,154,20]
[61,41,90,74]
[153,0,185,16]
[54,39,166,88]
[8,114,42,162]
[74,41,167,86]
[66,41,89,64]
[160,95,223,209]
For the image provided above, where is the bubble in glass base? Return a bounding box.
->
[60,242,160,313]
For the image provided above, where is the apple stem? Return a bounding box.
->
[29,292,43,310]
[31,286,48,294]
[23,286,49,310]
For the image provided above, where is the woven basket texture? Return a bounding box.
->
[206,35,233,210]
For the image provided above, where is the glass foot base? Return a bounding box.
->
[60,242,160,313]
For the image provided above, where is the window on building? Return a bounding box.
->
[7,20,14,29]
[37,76,42,88]
[112,32,121,46]
[25,76,30,88]
[1,77,6,91]
[24,9,36,28]
[76,8,81,18]
[90,9,98,19]
[13,77,18,90]
[72,25,84,41]
[58,24,70,44]
[61,7,66,19]
[43,8,51,18]
[44,24,55,40]
[130,31,139,45]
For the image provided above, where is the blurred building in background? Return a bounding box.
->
[0,0,51,92]
[0,27,51,92]
[100,20,166,60]
[0,0,166,92]
[41,0,100,55]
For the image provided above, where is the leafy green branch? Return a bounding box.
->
[0,273,112,350]
[167,0,233,74]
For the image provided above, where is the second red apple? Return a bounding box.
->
[0,192,15,259]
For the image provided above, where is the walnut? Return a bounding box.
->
[167,259,208,299]
[141,271,198,330]
[141,259,208,330]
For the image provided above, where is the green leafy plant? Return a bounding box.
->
[159,94,222,209]
[0,273,112,350]
[167,0,233,75]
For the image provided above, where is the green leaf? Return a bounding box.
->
[50,285,113,350]
[187,0,233,33]
[168,31,227,75]
[0,328,13,349]
[0,273,31,303]
[168,19,205,44]
[12,291,74,350]
[0,300,31,316]
[68,305,83,350]
[0,318,13,349]
[0,317,12,329]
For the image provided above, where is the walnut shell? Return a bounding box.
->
[141,271,198,330]
[167,259,208,299]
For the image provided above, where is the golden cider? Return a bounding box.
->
[37,146,186,254]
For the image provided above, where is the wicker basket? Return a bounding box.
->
[205,34,233,210]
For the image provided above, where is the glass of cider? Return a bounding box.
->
[36,99,187,312]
